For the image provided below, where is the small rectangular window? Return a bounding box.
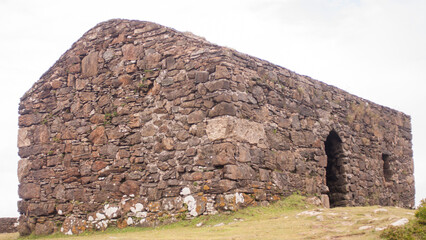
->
[382,153,393,182]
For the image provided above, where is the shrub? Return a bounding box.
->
[380,226,416,240]
[415,199,426,225]
[380,198,426,240]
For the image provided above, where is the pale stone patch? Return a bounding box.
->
[180,187,191,196]
[127,217,133,225]
[375,226,387,231]
[104,204,119,218]
[18,127,31,147]
[306,196,322,206]
[136,211,147,218]
[17,158,31,182]
[235,192,244,204]
[213,222,225,227]
[297,210,322,216]
[390,218,409,227]
[205,117,229,141]
[96,213,106,221]
[373,208,388,214]
[96,220,108,229]
[224,194,235,203]
[358,225,372,230]
[184,195,197,217]
[130,203,144,214]
[206,116,266,145]
[206,201,218,215]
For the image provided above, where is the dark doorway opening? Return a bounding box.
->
[325,130,346,207]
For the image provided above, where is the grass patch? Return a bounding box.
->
[157,193,308,229]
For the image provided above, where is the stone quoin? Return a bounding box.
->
[17,19,415,236]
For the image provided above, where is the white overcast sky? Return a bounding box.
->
[0,0,424,217]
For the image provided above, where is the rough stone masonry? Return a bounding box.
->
[17,19,415,235]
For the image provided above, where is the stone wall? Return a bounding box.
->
[0,218,17,233]
[17,19,414,235]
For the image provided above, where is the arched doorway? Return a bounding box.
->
[324,130,346,207]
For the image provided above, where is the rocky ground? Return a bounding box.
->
[0,198,415,240]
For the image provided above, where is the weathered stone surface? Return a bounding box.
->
[162,138,175,151]
[122,44,144,61]
[92,161,108,172]
[18,183,40,200]
[141,124,156,137]
[0,218,17,233]
[28,202,55,216]
[18,158,31,182]
[259,169,270,182]
[215,65,231,79]
[103,49,115,62]
[62,216,87,235]
[205,79,231,92]
[53,184,65,200]
[160,77,174,86]
[17,217,31,236]
[118,74,132,86]
[61,128,77,140]
[100,144,119,158]
[34,221,54,235]
[90,114,105,124]
[33,125,49,144]
[194,71,209,83]
[208,102,236,117]
[212,143,236,166]
[252,86,264,103]
[89,126,107,145]
[80,92,96,101]
[17,128,31,148]
[17,19,414,236]
[81,51,98,77]
[321,194,330,208]
[76,79,89,90]
[187,110,205,124]
[209,180,237,193]
[119,180,140,195]
[224,164,256,180]
[19,114,40,127]
[206,116,266,145]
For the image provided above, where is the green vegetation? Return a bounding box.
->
[103,111,117,125]
[42,113,55,125]
[416,199,426,224]
[381,199,426,240]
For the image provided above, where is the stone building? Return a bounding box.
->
[17,19,415,235]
